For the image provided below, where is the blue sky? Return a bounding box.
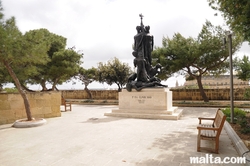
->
[2,0,249,90]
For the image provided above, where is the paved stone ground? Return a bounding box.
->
[0,105,246,166]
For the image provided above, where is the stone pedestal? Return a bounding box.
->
[104,88,182,120]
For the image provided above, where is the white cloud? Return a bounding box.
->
[2,0,249,89]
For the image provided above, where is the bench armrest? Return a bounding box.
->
[198,117,215,124]
[197,126,219,131]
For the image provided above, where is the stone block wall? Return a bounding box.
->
[171,88,247,100]
[61,88,248,101]
[61,90,118,100]
[0,92,61,125]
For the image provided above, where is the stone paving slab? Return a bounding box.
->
[0,105,247,166]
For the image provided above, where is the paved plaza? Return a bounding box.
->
[0,105,247,166]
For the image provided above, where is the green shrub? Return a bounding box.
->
[3,88,18,93]
[222,107,250,134]
[82,99,94,103]
[241,127,250,134]
[243,88,250,99]
[222,107,246,121]
[239,119,248,128]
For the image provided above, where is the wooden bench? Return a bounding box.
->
[61,96,72,111]
[197,108,226,153]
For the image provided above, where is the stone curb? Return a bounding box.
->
[224,121,250,166]
[12,118,47,128]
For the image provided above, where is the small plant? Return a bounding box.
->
[222,107,250,134]
[222,107,246,122]
[241,126,250,134]
[3,87,18,93]
[243,88,250,100]
[239,114,250,134]
[239,119,248,128]
[82,99,94,103]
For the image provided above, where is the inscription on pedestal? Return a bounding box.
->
[119,88,172,110]
[105,88,182,120]
[132,95,152,104]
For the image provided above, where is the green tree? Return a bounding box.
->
[152,21,242,102]
[0,63,10,90]
[234,56,250,100]
[22,29,83,91]
[208,0,250,42]
[10,28,51,91]
[75,67,97,99]
[0,4,48,120]
[22,29,65,91]
[96,57,132,91]
[46,48,83,90]
[235,55,250,81]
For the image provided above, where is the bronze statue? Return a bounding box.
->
[126,14,167,92]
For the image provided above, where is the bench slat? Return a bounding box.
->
[199,124,217,137]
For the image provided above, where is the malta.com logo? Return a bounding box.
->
[190,154,247,164]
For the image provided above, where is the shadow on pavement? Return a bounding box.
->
[82,117,125,124]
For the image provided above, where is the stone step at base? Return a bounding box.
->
[111,107,178,115]
[104,108,183,120]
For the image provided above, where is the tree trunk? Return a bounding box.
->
[196,76,209,102]
[0,84,3,91]
[3,61,33,120]
[84,85,92,99]
[41,80,47,91]
[117,83,122,92]
[51,78,59,91]
[21,83,35,92]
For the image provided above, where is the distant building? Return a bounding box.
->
[183,75,249,89]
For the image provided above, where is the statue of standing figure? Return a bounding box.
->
[126,14,167,92]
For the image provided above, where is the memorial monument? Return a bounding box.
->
[126,13,166,91]
[105,14,182,120]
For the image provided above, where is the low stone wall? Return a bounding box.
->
[171,88,247,100]
[0,92,61,125]
[61,90,118,100]
[61,88,248,101]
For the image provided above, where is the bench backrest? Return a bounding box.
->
[213,109,226,135]
[61,95,67,105]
